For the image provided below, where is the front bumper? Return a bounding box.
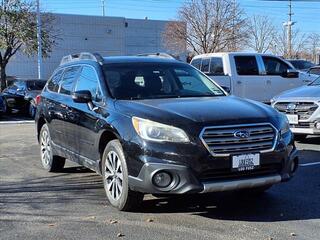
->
[128,148,299,194]
[291,126,320,135]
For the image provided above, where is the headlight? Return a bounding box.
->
[279,113,290,136]
[132,117,190,143]
[270,98,276,105]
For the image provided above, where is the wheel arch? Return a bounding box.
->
[97,128,121,174]
[37,116,47,142]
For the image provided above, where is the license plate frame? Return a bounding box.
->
[286,114,299,124]
[232,153,260,172]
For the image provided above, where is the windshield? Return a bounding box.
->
[103,63,225,100]
[289,60,315,70]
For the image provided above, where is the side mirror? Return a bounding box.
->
[72,90,92,103]
[282,69,299,78]
[221,86,231,93]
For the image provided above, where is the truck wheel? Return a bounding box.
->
[40,124,65,172]
[294,135,307,142]
[102,140,143,211]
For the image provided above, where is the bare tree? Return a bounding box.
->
[307,33,320,63]
[247,15,276,53]
[0,0,58,91]
[163,0,247,55]
[271,28,308,58]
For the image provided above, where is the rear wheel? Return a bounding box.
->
[102,140,143,211]
[28,103,36,118]
[40,124,65,172]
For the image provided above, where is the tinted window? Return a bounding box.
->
[234,56,259,75]
[60,66,81,95]
[48,69,64,92]
[27,81,46,91]
[201,58,210,73]
[263,57,290,76]
[75,66,102,101]
[209,57,224,75]
[103,63,225,100]
[191,58,201,70]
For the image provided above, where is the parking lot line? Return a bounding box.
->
[300,162,320,167]
[0,120,34,125]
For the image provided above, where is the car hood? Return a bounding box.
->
[115,96,280,128]
[274,85,320,101]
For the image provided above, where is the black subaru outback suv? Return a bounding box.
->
[36,53,299,211]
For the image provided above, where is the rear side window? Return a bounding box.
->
[234,56,259,75]
[191,58,201,70]
[262,56,290,76]
[47,69,64,92]
[59,66,81,95]
[75,66,102,102]
[209,57,224,75]
[201,58,210,73]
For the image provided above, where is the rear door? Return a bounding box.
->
[232,55,268,102]
[57,66,82,152]
[43,69,66,147]
[261,56,302,100]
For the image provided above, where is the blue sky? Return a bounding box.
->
[42,0,320,34]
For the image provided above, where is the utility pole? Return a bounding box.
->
[36,0,43,79]
[283,0,295,58]
[101,0,105,16]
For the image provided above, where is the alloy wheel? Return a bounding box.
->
[104,151,123,201]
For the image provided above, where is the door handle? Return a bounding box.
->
[237,81,242,84]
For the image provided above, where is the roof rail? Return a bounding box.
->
[60,52,104,66]
[137,52,178,60]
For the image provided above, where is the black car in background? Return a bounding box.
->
[36,52,298,211]
[1,79,46,117]
[287,59,316,72]
[0,95,6,116]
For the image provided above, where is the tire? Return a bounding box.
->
[294,135,307,142]
[39,124,65,172]
[102,140,143,211]
[28,103,36,119]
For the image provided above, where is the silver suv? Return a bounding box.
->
[271,77,320,140]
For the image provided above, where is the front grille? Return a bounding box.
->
[290,122,312,128]
[199,164,282,182]
[274,102,318,120]
[200,124,277,156]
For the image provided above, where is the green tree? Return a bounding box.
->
[0,0,57,91]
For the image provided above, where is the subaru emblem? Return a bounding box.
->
[287,103,297,111]
[234,130,250,139]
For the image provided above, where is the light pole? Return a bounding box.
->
[101,0,105,16]
[36,0,43,79]
[283,0,295,58]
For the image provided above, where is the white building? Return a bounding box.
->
[6,13,185,79]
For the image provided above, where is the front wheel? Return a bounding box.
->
[40,124,65,172]
[102,140,143,211]
[28,103,36,119]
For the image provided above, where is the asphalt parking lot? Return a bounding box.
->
[1,123,320,240]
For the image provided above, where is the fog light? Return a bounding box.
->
[315,122,320,130]
[152,171,172,188]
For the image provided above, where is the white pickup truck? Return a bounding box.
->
[190,52,314,103]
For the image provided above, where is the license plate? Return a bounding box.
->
[232,153,260,171]
[286,114,299,124]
